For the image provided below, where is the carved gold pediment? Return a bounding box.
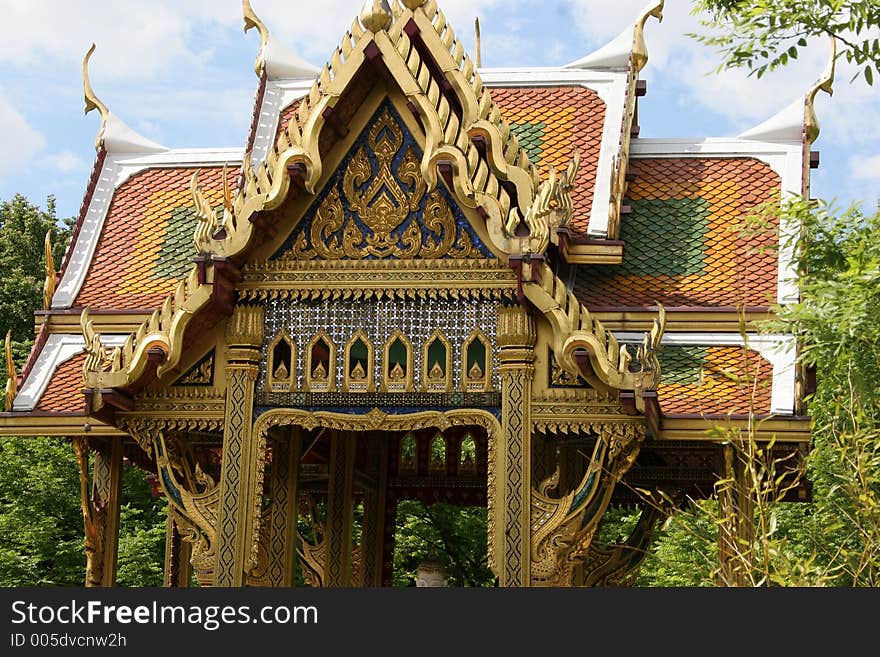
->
[272,102,493,264]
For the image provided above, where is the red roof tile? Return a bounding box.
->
[34,353,86,414]
[74,166,239,309]
[492,86,606,233]
[575,157,780,308]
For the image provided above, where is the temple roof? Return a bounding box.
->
[0,0,819,439]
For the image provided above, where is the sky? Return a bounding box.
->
[0,0,877,221]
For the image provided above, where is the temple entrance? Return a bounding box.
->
[253,409,498,587]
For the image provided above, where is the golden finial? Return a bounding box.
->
[43,231,56,310]
[632,0,664,73]
[222,162,233,215]
[5,330,17,412]
[805,37,837,146]
[402,0,426,9]
[243,0,270,77]
[360,0,392,33]
[475,17,482,68]
[82,44,110,151]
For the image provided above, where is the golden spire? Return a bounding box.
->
[5,331,17,412]
[632,0,664,73]
[360,0,392,33]
[805,37,837,146]
[82,44,109,151]
[402,0,426,9]
[43,230,56,310]
[243,0,270,77]
[475,17,482,68]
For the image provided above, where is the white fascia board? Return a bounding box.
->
[613,331,797,415]
[250,78,315,168]
[51,148,243,310]
[13,334,128,412]
[479,67,630,238]
[631,137,803,306]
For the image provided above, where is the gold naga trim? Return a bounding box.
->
[805,37,837,148]
[530,422,645,586]
[152,430,221,587]
[43,231,56,311]
[82,44,110,152]
[632,0,664,74]
[522,260,666,394]
[4,331,16,412]
[242,0,270,77]
[514,150,580,255]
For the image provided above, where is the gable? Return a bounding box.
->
[271,101,494,262]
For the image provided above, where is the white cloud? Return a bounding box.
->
[0,92,45,177]
[849,154,880,181]
[45,151,87,172]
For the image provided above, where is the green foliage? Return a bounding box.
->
[0,194,71,340]
[691,0,880,84]
[116,466,167,587]
[0,437,87,585]
[393,501,494,587]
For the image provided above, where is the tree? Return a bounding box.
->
[0,194,71,341]
[692,0,880,84]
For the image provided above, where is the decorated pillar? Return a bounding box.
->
[73,437,123,587]
[324,431,356,587]
[163,508,192,587]
[264,428,302,586]
[361,432,389,587]
[717,444,755,586]
[214,305,265,587]
[496,304,536,587]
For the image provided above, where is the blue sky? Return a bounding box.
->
[0,0,877,220]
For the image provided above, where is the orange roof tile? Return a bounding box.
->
[657,345,772,416]
[492,86,606,234]
[575,157,780,308]
[74,166,239,309]
[34,353,87,414]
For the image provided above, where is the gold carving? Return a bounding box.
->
[805,37,837,147]
[43,231,56,310]
[82,44,109,151]
[530,423,646,586]
[177,353,214,386]
[4,331,16,412]
[284,106,479,262]
[632,0,665,73]
[360,0,393,33]
[242,0,270,77]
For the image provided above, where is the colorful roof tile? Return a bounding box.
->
[34,353,86,414]
[493,86,606,234]
[74,166,238,309]
[657,345,772,415]
[574,157,780,308]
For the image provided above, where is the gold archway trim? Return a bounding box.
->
[252,406,504,575]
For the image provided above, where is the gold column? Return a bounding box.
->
[264,429,302,586]
[717,444,755,586]
[73,437,123,587]
[361,433,389,587]
[163,508,192,587]
[325,432,356,587]
[214,305,264,587]
[496,305,536,587]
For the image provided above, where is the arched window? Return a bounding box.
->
[462,330,491,392]
[305,331,336,392]
[383,330,413,392]
[399,432,417,474]
[344,331,375,392]
[459,433,477,475]
[268,330,296,392]
[429,433,447,473]
[422,330,452,392]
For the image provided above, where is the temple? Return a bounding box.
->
[0,0,829,587]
